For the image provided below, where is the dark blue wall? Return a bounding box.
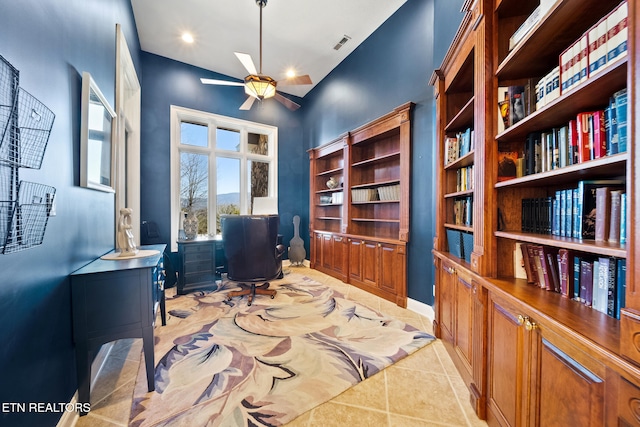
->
[301,0,464,304]
[0,1,139,426]
[139,52,307,253]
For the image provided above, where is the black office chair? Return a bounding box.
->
[220,214,284,306]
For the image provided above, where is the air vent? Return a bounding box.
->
[333,35,351,50]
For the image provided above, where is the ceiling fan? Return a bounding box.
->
[200,0,312,111]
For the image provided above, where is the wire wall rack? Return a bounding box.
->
[0,54,56,254]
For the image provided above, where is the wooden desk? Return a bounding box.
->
[70,244,166,414]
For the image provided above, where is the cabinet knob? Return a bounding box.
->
[525,319,538,331]
[378,243,381,248]
[445,266,455,274]
[517,314,528,325]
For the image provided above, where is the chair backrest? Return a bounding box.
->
[221,214,282,282]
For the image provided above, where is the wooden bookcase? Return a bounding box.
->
[432,0,640,425]
[309,103,413,307]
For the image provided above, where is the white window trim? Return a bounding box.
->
[170,105,278,251]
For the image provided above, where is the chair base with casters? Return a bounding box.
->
[227,282,276,306]
[221,214,285,306]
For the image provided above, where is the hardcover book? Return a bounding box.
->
[605,96,618,155]
[608,189,623,243]
[595,187,612,242]
[580,259,593,306]
[588,16,608,76]
[558,249,574,298]
[508,86,526,126]
[606,1,628,66]
[614,88,627,152]
[616,259,626,319]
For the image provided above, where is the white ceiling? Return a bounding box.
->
[131,0,408,98]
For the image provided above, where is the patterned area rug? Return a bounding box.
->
[129,271,434,426]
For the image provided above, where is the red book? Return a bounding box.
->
[592,110,607,158]
[576,112,594,162]
[568,119,579,164]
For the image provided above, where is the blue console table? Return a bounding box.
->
[70,244,166,414]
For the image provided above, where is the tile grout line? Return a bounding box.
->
[432,344,476,427]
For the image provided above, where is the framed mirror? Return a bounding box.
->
[80,71,116,192]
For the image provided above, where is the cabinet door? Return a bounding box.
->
[321,233,332,271]
[349,239,363,282]
[312,233,323,269]
[438,259,456,343]
[361,240,378,287]
[454,273,474,377]
[536,338,604,427]
[331,235,348,279]
[378,242,401,293]
[487,293,528,427]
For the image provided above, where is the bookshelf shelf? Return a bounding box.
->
[495,230,627,258]
[445,96,475,132]
[444,150,474,170]
[495,153,627,188]
[351,179,400,189]
[444,223,473,233]
[351,151,400,167]
[444,189,474,198]
[315,166,343,177]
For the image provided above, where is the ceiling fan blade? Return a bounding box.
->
[278,74,313,86]
[234,52,258,75]
[274,92,300,111]
[200,78,244,86]
[239,96,257,111]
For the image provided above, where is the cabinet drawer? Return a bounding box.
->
[183,244,214,255]
[184,272,216,285]
[184,260,214,274]
[184,250,213,263]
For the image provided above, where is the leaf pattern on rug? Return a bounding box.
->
[130,273,434,427]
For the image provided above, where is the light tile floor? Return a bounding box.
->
[74,264,488,427]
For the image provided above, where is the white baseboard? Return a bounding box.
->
[56,342,115,427]
[407,298,434,324]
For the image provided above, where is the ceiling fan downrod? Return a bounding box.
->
[256,0,267,74]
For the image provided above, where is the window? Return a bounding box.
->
[170,106,278,250]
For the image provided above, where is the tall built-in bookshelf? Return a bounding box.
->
[432,0,640,425]
[308,103,413,307]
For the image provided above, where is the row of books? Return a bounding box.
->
[521,180,627,242]
[452,196,473,227]
[535,67,560,110]
[456,165,474,192]
[516,243,626,319]
[498,84,536,132]
[444,128,474,165]
[560,1,628,95]
[514,88,628,178]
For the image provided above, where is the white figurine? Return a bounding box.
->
[117,208,139,257]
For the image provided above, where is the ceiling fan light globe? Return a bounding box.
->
[244,75,276,100]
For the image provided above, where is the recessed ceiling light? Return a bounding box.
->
[181,33,194,43]
[286,69,296,78]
